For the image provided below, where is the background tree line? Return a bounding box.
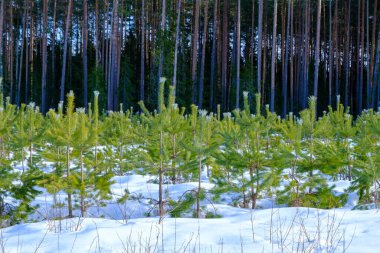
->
[0,0,379,116]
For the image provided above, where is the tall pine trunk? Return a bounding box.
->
[344,0,351,109]
[283,0,291,116]
[158,0,166,80]
[370,0,378,108]
[60,0,73,102]
[221,0,228,110]
[209,0,218,110]
[51,0,57,106]
[140,0,145,102]
[24,2,29,104]
[235,0,241,109]
[17,4,27,106]
[83,0,88,109]
[257,0,263,96]
[0,0,4,91]
[111,0,119,110]
[329,0,333,106]
[198,0,209,109]
[191,0,200,104]
[313,0,322,100]
[172,0,182,93]
[41,0,48,113]
[270,0,277,112]
[369,0,377,108]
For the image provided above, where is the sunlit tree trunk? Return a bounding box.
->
[191,0,200,104]
[172,0,182,93]
[210,0,218,110]
[60,0,73,102]
[82,0,88,109]
[41,0,48,113]
[198,0,209,109]
[270,0,277,112]
[313,0,322,100]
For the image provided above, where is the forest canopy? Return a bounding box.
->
[0,0,378,116]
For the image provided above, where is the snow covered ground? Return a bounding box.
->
[1,174,380,253]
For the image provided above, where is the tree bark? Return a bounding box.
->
[83,0,88,109]
[60,0,73,102]
[370,0,378,108]
[17,3,27,106]
[0,0,4,92]
[110,0,119,110]
[235,0,241,109]
[198,0,209,109]
[344,0,351,109]
[158,0,166,80]
[191,0,200,104]
[41,0,48,113]
[172,0,182,94]
[51,0,57,106]
[140,0,145,102]
[329,0,333,106]
[221,0,228,110]
[270,0,277,112]
[283,0,291,116]
[250,0,255,89]
[9,3,14,102]
[313,0,322,100]
[209,0,218,110]
[257,0,263,96]
[24,1,29,104]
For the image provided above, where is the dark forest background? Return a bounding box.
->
[0,0,378,116]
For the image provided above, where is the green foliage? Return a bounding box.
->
[5,88,380,223]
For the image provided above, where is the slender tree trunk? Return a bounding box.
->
[172,0,182,93]
[370,0,378,107]
[235,0,241,109]
[221,0,228,110]
[29,2,34,101]
[302,0,310,109]
[359,0,365,113]
[257,0,263,95]
[366,0,370,108]
[67,145,73,218]
[41,0,48,113]
[95,0,100,67]
[83,0,88,109]
[280,0,286,107]
[25,2,29,104]
[51,0,56,106]
[198,0,209,109]
[159,129,164,220]
[328,0,333,106]
[17,4,27,106]
[111,0,119,110]
[373,31,380,108]
[283,0,291,116]
[80,150,85,217]
[289,0,294,112]
[270,0,277,112]
[344,0,351,109]
[9,3,14,102]
[0,0,4,92]
[209,0,218,110]
[60,0,73,102]
[334,0,339,104]
[158,0,166,80]
[140,0,145,102]
[191,0,200,104]
[250,0,255,90]
[313,0,322,100]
